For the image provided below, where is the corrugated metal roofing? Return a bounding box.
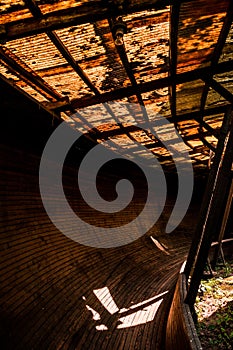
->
[0,0,233,172]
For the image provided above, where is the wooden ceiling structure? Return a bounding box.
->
[1,0,233,172]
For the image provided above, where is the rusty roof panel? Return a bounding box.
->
[176,80,204,115]
[214,71,233,96]
[37,0,91,14]
[0,9,32,25]
[0,61,19,81]
[124,9,170,84]
[0,0,25,12]
[15,81,50,101]
[42,70,93,99]
[0,1,32,24]
[177,0,229,74]
[5,33,67,71]
[55,23,106,62]
[142,89,169,116]
[220,22,233,62]
[179,0,229,19]
[177,119,200,139]
[1,0,232,173]
[83,63,120,92]
[205,87,228,109]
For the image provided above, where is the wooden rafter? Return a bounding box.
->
[0,72,61,119]
[24,1,136,129]
[0,0,193,42]
[25,0,99,97]
[68,60,233,109]
[169,1,181,119]
[203,77,233,104]
[108,16,144,104]
[107,16,152,130]
[0,45,64,101]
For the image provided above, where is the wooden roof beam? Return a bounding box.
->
[203,77,233,104]
[169,1,181,119]
[68,60,233,109]
[108,17,143,104]
[25,0,128,127]
[47,32,100,95]
[0,72,61,119]
[0,0,192,42]
[0,46,65,101]
[44,102,229,132]
[24,0,99,95]
[107,16,151,128]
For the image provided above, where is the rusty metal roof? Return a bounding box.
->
[1,0,233,172]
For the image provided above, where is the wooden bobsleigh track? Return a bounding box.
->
[0,68,202,350]
[1,144,201,350]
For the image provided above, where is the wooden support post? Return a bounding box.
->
[212,178,233,268]
[184,106,232,279]
[185,109,233,307]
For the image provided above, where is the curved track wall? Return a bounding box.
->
[1,80,201,350]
